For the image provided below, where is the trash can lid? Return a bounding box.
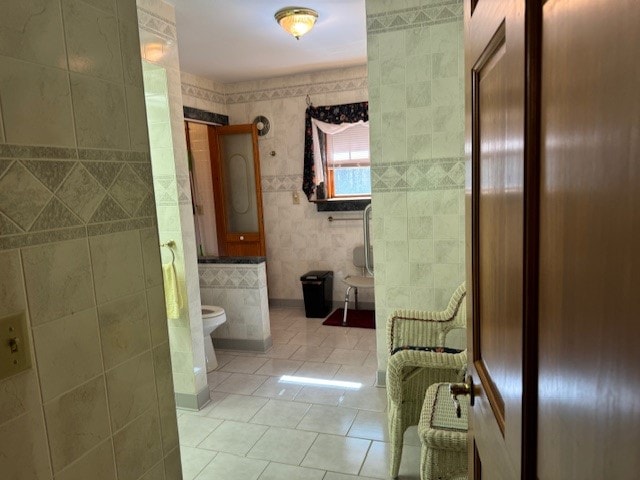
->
[300,270,333,281]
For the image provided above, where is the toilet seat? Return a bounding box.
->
[202,305,224,318]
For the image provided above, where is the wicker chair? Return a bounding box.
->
[386,283,467,479]
[419,383,468,480]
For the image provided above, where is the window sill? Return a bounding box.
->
[312,198,371,212]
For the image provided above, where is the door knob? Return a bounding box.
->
[450,375,475,418]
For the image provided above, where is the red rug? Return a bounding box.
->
[322,308,375,329]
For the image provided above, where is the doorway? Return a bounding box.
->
[185,121,266,257]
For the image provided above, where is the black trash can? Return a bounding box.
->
[300,270,333,318]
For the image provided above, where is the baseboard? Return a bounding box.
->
[269,298,303,308]
[213,336,273,353]
[340,301,375,310]
[175,385,211,410]
[376,369,386,387]
[269,298,375,311]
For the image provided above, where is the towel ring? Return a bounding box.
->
[160,241,176,264]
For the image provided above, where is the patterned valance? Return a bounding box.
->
[302,101,368,200]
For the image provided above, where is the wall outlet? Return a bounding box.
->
[0,312,32,380]
[292,191,300,205]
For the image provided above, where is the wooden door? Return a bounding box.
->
[207,124,266,257]
[537,0,640,478]
[464,0,532,477]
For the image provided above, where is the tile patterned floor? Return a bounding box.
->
[177,307,421,480]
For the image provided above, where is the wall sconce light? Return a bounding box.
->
[274,7,319,40]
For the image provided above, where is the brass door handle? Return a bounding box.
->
[449,375,475,418]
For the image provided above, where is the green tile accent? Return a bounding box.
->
[0,212,23,235]
[30,198,83,231]
[129,163,153,186]
[86,218,155,237]
[89,195,129,223]
[109,164,149,215]
[135,193,156,218]
[0,159,12,177]
[0,144,78,160]
[23,160,75,191]
[78,149,149,162]
[0,162,52,230]
[82,161,124,189]
[57,164,107,221]
[0,226,86,250]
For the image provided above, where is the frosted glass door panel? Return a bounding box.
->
[220,133,258,233]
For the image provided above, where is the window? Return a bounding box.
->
[325,121,371,198]
[302,101,369,204]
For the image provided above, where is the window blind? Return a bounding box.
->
[326,122,370,167]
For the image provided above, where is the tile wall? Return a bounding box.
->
[365,0,466,375]
[223,66,373,306]
[0,0,180,478]
[199,263,271,351]
[181,71,228,116]
[137,0,209,408]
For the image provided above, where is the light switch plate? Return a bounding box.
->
[0,312,32,380]
[292,191,300,204]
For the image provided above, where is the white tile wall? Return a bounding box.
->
[0,0,181,477]
[366,0,465,373]
[199,263,271,344]
[139,0,208,399]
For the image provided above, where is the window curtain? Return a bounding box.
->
[303,101,368,200]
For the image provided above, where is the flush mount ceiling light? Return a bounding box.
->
[274,7,318,40]
[141,40,173,62]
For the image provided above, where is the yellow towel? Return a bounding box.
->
[162,263,182,319]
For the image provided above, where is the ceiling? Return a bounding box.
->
[166,0,368,84]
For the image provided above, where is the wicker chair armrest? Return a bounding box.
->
[387,312,455,353]
[420,428,468,452]
[386,350,467,400]
[388,349,467,371]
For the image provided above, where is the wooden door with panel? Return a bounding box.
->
[463,0,531,477]
[207,124,266,257]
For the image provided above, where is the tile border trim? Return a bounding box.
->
[367,0,463,34]
[199,264,267,289]
[371,157,465,192]
[0,218,157,251]
[182,83,227,107]
[261,174,301,193]
[0,144,150,162]
[137,7,177,42]
[226,76,368,105]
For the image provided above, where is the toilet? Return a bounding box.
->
[201,305,227,372]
